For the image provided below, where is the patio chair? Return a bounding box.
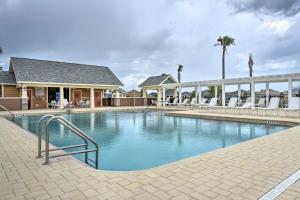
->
[199,98,208,106]
[256,98,265,108]
[208,97,218,107]
[266,97,280,109]
[227,97,238,108]
[63,99,69,108]
[181,98,189,106]
[151,99,157,106]
[85,100,91,108]
[189,97,197,106]
[241,97,252,108]
[287,97,300,110]
[164,96,171,106]
[171,97,178,106]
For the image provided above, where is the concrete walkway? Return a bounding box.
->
[0,114,299,200]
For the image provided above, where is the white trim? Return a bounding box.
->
[159,75,177,86]
[17,81,122,88]
[259,169,300,200]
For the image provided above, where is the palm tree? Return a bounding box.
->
[248,53,254,77]
[215,36,235,79]
[0,47,2,54]
[177,64,184,83]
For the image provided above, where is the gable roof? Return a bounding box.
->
[10,57,123,86]
[138,74,176,87]
[0,71,16,84]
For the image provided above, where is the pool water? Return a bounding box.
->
[14,111,289,171]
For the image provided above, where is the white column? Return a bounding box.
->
[214,85,218,98]
[266,82,270,106]
[21,85,27,98]
[1,84,4,97]
[194,86,198,100]
[178,86,182,105]
[59,86,64,109]
[162,87,166,107]
[251,80,255,109]
[222,82,225,107]
[288,78,293,109]
[69,88,72,103]
[90,88,95,108]
[142,88,147,98]
[237,84,241,99]
[198,85,202,104]
[157,89,162,106]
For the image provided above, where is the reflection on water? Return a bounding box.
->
[14,111,289,171]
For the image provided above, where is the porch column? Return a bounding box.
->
[1,84,4,97]
[266,82,270,106]
[222,82,225,107]
[251,80,255,109]
[90,88,95,108]
[288,77,293,109]
[198,85,202,104]
[214,85,218,98]
[157,88,162,106]
[237,84,241,99]
[162,87,166,107]
[173,88,177,97]
[142,88,147,98]
[59,86,64,109]
[195,86,198,102]
[21,85,28,110]
[69,88,72,103]
[178,86,182,105]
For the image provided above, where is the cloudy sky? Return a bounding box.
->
[0,0,300,90]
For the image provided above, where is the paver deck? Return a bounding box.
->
[0,110,300,200]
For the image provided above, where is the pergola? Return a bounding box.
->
[161,73,300,109]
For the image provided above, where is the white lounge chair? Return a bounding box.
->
[267,97,280,109]
[171,97,178,106]
[208,97,218,107]
[190,97,197,106]
[227,97,238,108]
[199,98,208,106]
[181,98,189,106]
[287,97,300,110]
[85,100,91,108]
[241,97,252,108]
[164,97,171,106]
[256,98,265,107]
[63,99,69,108]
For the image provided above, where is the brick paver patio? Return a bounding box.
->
[0,111,299,200]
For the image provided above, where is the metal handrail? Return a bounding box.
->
[37,114,55,158]
[0,104,15,121]
[44,116,99,169]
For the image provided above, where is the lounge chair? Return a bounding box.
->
[203,97,218,107]
[267,97,280,109]
[227,97,238,108]
[63,99,69,108]
[189,97,197,106]
[287,97,300,110]
[241,97,252,108]
[164,97,171,106]
[171,97,178,106]
[255,98,265,108]
[199,98,208,106]
[85,100,91,108]
[181,98,189,106]
[151,99,157,106]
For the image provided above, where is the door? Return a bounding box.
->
[73,90,82,106]
[27,89,33,109]
[95,90,102,107]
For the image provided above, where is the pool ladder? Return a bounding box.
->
[37,115,99,169]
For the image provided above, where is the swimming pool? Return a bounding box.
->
[14,111,289,171]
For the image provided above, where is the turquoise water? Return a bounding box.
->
[14,111,289,171]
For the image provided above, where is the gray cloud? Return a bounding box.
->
[229,0,300,16]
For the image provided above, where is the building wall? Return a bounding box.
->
[27,87,48,109]
[0,98,22,110]
[4,85,20,97]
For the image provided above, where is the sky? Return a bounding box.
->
[0,0,300,91]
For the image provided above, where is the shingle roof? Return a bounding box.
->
[138,74,174,87]
[0,71,16,84]
[10,57,123,86]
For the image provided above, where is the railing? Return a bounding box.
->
[37,115,99,169]
[0,104,15,121]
